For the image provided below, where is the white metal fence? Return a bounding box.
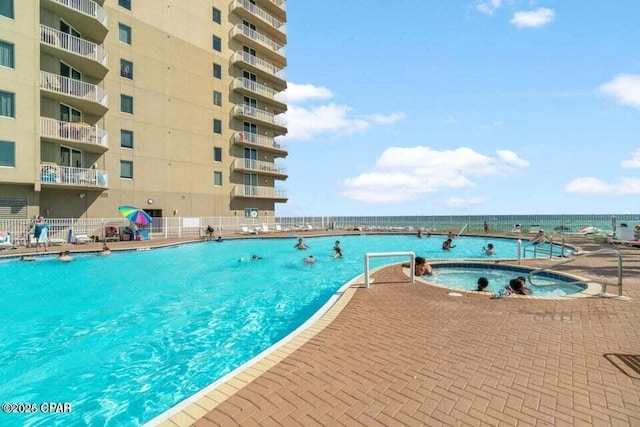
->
[0,214,631,248]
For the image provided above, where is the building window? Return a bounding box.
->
[118,0,131,10]
[213,119,222,134]
[212,35,222,52]
[213,90,222,106]
[0,140,15,167]
[213,147,222,162]
[212,7,221,24]
[213,63,222,79]
[121,129,133,148]
[0,90,14,118]
[214,171,222,186]
[0,0,13,19]
[120,59,133,79]
[119,23,132,44]
[120,94,133,114]
[244,208,258,218]
[0,40,14,68]
[120,160,133,179]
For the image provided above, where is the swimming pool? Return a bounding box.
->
[423,263,587,296]
[0,234,574,426]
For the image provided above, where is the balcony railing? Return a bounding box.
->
[50,0,108,28]
[232,185,287,199]
[233,158,286,175]
[234,105,286,127]
[232,51,285,81]
[233,132,287,152]
[231,77,283,102]
[231,24,285,57]
[40,25,108,67]
[40,164,108,188]
[230,0,286,34]
[40,117,108,149]
[269,0,286,11]
[40,70,108,107]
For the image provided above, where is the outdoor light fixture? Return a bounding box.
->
[147,198,154,205]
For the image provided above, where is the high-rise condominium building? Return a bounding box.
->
[0,0,288,221]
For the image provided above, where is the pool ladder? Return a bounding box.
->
[527,248,626,299]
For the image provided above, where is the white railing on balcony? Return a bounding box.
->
[233,185,287,198]
[40,70,108,107]
[234,105,286,127]
[232,24,285,56]
[233,158,286,175]
[40,25,108,67]
[40,164,108,188]
[40,117,108,148]
[231,0,286,33]
[232,77,283,102]
[232,51,285,81]
[234,132,287,151]
[268,0,286,11]
[51,0,108,28]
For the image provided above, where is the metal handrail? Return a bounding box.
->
[364,252,415,288]
[523,233,566,259]
[528,248,623,296]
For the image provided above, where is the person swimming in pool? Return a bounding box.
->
[294,238,309,250]
[483,243,495,255]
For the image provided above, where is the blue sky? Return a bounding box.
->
[275,0,640,216]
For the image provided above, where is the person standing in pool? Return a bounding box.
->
[476,277,489,291]
[294,238,309,250]
[483,243,495,255]
[32,215,50,252]
[442,238,455,250]
[333,240,343,258]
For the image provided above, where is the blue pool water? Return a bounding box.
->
[0,234,575,426]
[426,263,586,296]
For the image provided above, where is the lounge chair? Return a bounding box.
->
[0,231,12,249]
[74,233,93,244]
[260,223,270,233]
[49,236,66,246]
[104,226,120,242]
[240,225,258,235]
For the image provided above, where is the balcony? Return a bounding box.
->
[232,158,287,178]
[232,51,286,87]
[230,0,286,42]
[233,105,287,133]
[40,71,108,116]
[231,77,286,112]
[40,117,108,153]
[230,24,285,65]
[232,185,287,201]
[40,163,108,190]
[40,25,108,78]
[43,0,108,41]
[232,132,287,156]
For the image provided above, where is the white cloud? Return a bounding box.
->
[621,147,640,168]
[340,146,530,204]
[476,0,502,15]
[445,196,489,208]
[565,177,640,195]
[282,83,333,103]
[281,83,406,141]
[510,7,555,28]
[599,74,640,109]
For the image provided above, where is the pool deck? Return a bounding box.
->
[3,233,640,425]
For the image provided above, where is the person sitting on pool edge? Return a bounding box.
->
[483,243,495,255]
[442,238,455,250]
[476,277,489,291]
[402,256,433,276]
[101,243,111,256]
[529,230,547,245]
